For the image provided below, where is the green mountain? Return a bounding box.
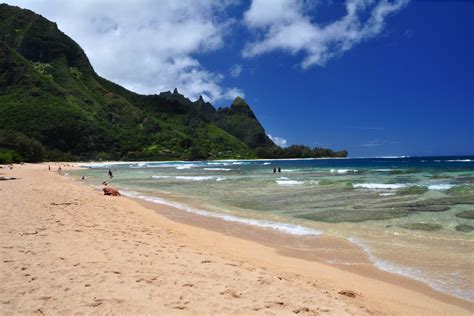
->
[0,4,347,163]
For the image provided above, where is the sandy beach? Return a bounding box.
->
[1,163,472,315]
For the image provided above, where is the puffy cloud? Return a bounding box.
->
[268,134,288,147]
[230,64,243,77]
[243,0,409,68]
[6,0,242,103]
[244,0,303,28]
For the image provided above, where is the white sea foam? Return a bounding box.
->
[353,183,407,190]
[151,175,171,179]
[331,169,357,174]
[78,161,136,168]
[446,159,472,162]
[138,163,200,169]
[129,162,149,168]
[379,193,396,196]
[176,176,216,181]
[431,159,472,163]
[357,182,456,191]
[176,164,198,170]
[348,237,474,302]
[121,190,321,236]
[428,184,455,190]
[153,175,225,181]
[207,162,231,166]
[204,168,231,171]
[263,162,271,165]
[276,180,305,185]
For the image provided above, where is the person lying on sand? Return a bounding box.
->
[102,181,121,196]
[0,176,17,181]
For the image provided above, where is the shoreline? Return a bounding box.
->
[121,188,473,310]
[1,163,472,314]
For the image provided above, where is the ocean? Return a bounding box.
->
[73,156,474,301]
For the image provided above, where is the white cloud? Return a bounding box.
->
[6,0,242,103]
[361,139,386,147]
[268,134,288,147]
[360,139,398,147]
[230,64,243,77]
[243,0,409,68]
[223,87,245,101]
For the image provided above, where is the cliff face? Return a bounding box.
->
[215,97,275,149]
[157,91,275,150]
[0,4,275,162]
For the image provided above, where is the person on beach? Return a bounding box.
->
[278,167,281,173]
[273,167,277,173]
[58,166,62,173]
[102,181,121,196]
[108,169,113,178]
[48,165,51,171]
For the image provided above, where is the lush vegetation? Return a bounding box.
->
[256,145,348,159]
[0,4,347,163]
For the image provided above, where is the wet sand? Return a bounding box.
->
[1,163,472,315]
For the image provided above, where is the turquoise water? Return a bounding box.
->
[73,156,474,301]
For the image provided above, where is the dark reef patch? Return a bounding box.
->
[400,223,442,232]
[448,185,474,196]
[296,208,410,223]
[397,186,428,196]
[455,211,474,219]
[455,224,474,233]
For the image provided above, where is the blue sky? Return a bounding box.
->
[6,0,474,157]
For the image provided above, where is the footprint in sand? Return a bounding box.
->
[182,283,194,287]
[220,289,241,298]
[338,290,357,298]
[293,307,316,314]
[165,300,189,310]
[264,301,285,308]
[88,301,102,307]
[104,270,121,275]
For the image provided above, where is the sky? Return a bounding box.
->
[5,0,474,157]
